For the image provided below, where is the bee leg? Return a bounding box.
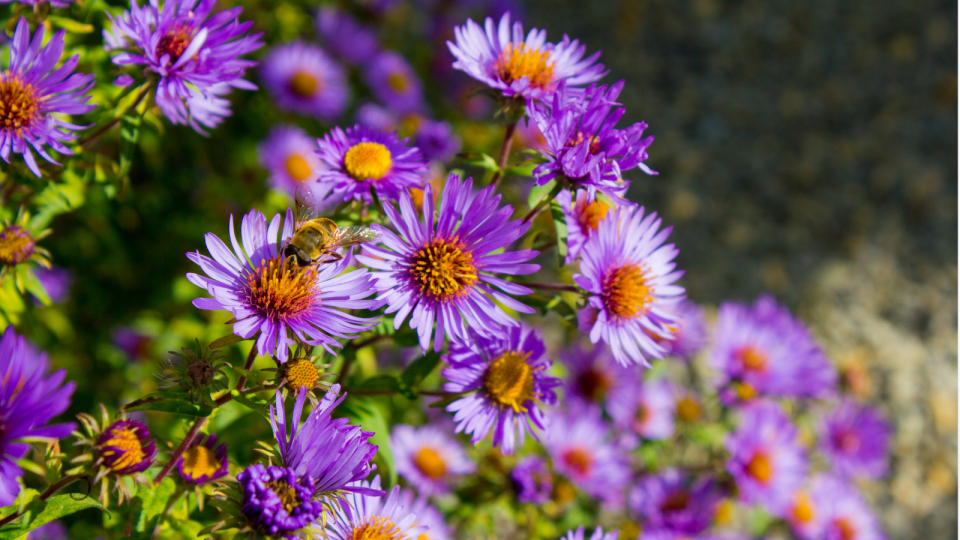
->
[317,252,344,265]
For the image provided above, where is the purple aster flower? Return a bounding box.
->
[326,476,428,540]
[543,404,630,505]
[573,204,685,367]
[356,174,539,351]
[559,342,630,407]
[0,327,75,505]
[316,7,380,65]
[447,11,605,100]
[556,189,611,265]
[261,41,349,120]
[365,51,425,114]
[441,324,561,454]
[399,488,453,540]
[1,19,95,177]
[819,400,890,479]
[725,401,807,516]
[186,208,379,363]
[111,327,152,361]
[415,119,462,163]
[608,377,676,443]
[104,0,263,134]
[391,424,475,496]
[97,420,157,475]
[662,300,708,361]
[237,463,324,539]
[316,125,428,205]
[561,527,619,540]
[529,81,656,203]
[33,265,73,305]
[510,455,552,504]
[514,118,548,150]
[258,124,325,196]
[789,475,886,540]
[786,481,822,540]
[709,295,837,404]
[176,433,228,484]
[270,386,381,498]
[628,469,719,535]
[28,520,69,539]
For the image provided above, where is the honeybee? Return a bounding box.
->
[283,183,381,267]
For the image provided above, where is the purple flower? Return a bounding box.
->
[628,469,719,535]
[725,401,807,516]
[1,19,95,177]
[608,377,676,443]
[316,125,428,205]
[415,119,462,163]
[819,400,890,479]
[709,295,837,404]
[33,265,73,304]
[261,41,349,120]
[662,300,708,361]
[447,12,605,101]
[0,327,75,505]
[510,456,552,504]
[573,205,685,367]
[529,81,656,203]
[27,520,69,539]
[559,342,629,406]
[391,424,475,496]
[316,7,380,65]
[104,0,263,134]
[356,174,540,351]
[399,488,453,540]
[561,527,619,540]
[543,404,630,505]
[97,420,156,476]
[441,324,560,454]
[258,124,325,196]
[111,327,152,361]
[270,387,381,498]
[177,433,228,484]
[326,476,428,540]
[186,208,379,363]
[556,189,611,265]
[788,475,886,540]
[365,51,425,114]
[237,464,323,538]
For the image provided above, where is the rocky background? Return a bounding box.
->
[523,0,958,538]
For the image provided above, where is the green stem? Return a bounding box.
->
[152,417,206,486]
[235,340,259,391]
[490,119,519,188]
[0,474,84,527]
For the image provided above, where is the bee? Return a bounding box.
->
[283,183,381,267]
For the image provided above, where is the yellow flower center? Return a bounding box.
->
[157,25,196,64]
[734,382,757,401]
[833,517,857,540]
[0,75,38,131]
[737,345,768,373]
[602,264,653,319]
[791,491,816,524]
[484,351,534,412]
[409,188,425,210]
[713,499,735,525]
[411,238,478,300]
[634,403,650,426]
[245,256,321,320]
[746,452,773,483]
[578,200,610,232]
[265,480,301,513]
[388,73,408,92]
[676,396,701,422]
[413,447,446,479]
[285,153,313,182]
[495,43,554,89]
[101,427,145,472]
[349,516,405,540]
[181,445,221,480]
[0,226,34,266]
[561,447,593,476]
[575,367,611,402]
[344,142,393,181]
[289,70,320,98]
[284,358,320,390]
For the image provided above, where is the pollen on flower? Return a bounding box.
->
[737,345,768,373]
[578,200,610,232]
[388,73,408,92]
[181,445,221,480]
[677,396,701,422]
[289,71,320,98]
[266,479,302,513]
[284,358,320,390]
[0,75,38,131]
[0,226,35,266]
[285,153,313,181]
[484,351,535,412]
[344,142,393,181]
[746,451,773,483]
[791,491,816,524]
[413,447,447,479]
[495,43,554,89]
[157,24,196,64]
[349,516,405,540]
[411,238,478,300]
[734,381,757,401]
[602,263,653,319]
[561,447,594,476]
[101,427,146,472]
[244,257,321,320]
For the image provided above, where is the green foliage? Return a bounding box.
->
[0,490,103,540]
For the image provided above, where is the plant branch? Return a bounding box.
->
[235,340,259,391]
[79,84,151,151]
[525,282,579,293]
[0,474,85,527]
[152,417,206,486]
[491,119,519,188]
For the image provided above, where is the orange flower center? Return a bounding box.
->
[791,491,816,524]
[289,70,320,98]
[157,25,196,64]
[575,367,611,402]
[0,226,34,266]
[734,382,757,401]
[0,75,39,131]
[411,238,478,300]
[284,358,320,390]
[388,73,408,92]
[181,445,221,480]
[746,452,773,483]
[833,517,857,540]
[676,396,701,422]
[265,479,302,513]
[101,427,145,472]
[285,153,313,182]
[484,351,534,412]
[661,491,690,513]
[413,447,446,479]
[737,345,768,373]
[245,256,321,320]
[602,264,653,318]
[578,200,610,232]
[344,142,393,181]
[561,447,593,476]
[349,516,405,540]
[495,43,554,89]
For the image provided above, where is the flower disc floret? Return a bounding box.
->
[238,464,323,537]
[628,469,719,535]
[97,420,156,475]
[258,124,325,196]
[177,433,228,484]
[819,400,890,479]
[0,226,34,266]
[391,424,475,496]
[261,41,349,120]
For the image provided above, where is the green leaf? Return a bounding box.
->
[223,366,271,385]
[356,375,402,393]
[527,179,556,209]
[337,398,395,485]
[551,199,568,266]
[126,477,176,540]
[47,16,95,33]
[400,351,441,395]
[123,391,213,417]
[455,153,499,172]
[117,111,143,184]
[209,334,244,350]
[391,327,420,348]
[504,161,537,177]
[0,493,103,540]
[22,269,50,307]
[230,390,270,420]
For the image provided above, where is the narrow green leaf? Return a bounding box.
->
[127,477,176,540]
[527,179,556,209]
[400,351,441,394]
[117,112,143,182]
[337,398,395,485]
[504,161,537,177]
[455,153,499,172]
[47,16,95,33]
[356,375,402,393]
[0,493,103,540]
[230,390,270,420]
[209,334,244,350]
[223,366,271,385]
[550,199,568,266]
[123,391,213,417]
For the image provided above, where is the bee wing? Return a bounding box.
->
[327,226,383,249]
[293,183,320,228]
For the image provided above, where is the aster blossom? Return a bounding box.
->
[365,50,426,114]
[510,456,552,504]
[399,489,453,540]
[1,19,95,177]
[104,0,263,134]
[608,376,676,443]
[0,327,76,505]
[709,294,837,404]
[326,476,428,540]
[258,124,325,196]
[177,433,228,484]
[819,400,890,479]
[561,527,619,540]
[186,208,379,363]
[261,41,349,120]
[628,468,719,535]
[574,205,685,367]
[391,424,475,496]
[556,189,611,265]
[529,81,656,203]
[559,341,629,406]
[447,11,605,100]
[662,299,708,361]
[316,7,380,65]
[237,463,324,539]
[356,174,540,351]
[442,324,561,454]
[316,125,428,205]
